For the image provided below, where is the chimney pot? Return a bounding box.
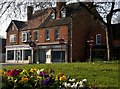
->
[27,6,33,20]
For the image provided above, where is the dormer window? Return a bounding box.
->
[51,12,55,20]
[61,8,66,18]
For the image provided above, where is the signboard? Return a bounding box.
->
[39,44,67,49]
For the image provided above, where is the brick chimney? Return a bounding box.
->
[56,2,66,18]
[27,6,33,20]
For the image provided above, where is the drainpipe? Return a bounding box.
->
[70,15,73,62]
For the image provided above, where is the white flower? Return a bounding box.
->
[37,69,40,75]
[63,82,68,87]
[76,82,79,86]
[69,78,76,82]
[74,83,77,88]
[40,68,44,72]
[82,79,87,83]
[71,83,77,88]
[79,84,84,88]
[79,81,83,85]
[67,83,71,87]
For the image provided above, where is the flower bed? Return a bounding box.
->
[1,68,94,89]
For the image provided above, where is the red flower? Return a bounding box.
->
[6,69,20,77]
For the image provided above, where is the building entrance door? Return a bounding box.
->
[16,50,22,63]
[39,49,46,63]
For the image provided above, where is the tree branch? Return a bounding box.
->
[79,2,107,26]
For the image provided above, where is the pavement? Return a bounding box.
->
[0,63,28,66]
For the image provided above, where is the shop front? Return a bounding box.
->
[38,44,68,63]
[6,45,33,63]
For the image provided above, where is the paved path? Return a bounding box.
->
[0,63,28,66]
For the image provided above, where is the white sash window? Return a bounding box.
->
[22,32,30,42]
[10,34,16,42]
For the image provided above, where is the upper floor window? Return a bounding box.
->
[34,30,38,41]
[55,27,59,40]
[51,12,55,20]
[61,8,66,18]
[10,34,16,42]
[96,34,101,45]
[22,32,30,42]
[45,29,50,40]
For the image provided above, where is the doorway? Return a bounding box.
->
[16,50,22,62]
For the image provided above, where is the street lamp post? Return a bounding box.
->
[59,38,65,63]
[29,40,36,63]
[87,37,94,62]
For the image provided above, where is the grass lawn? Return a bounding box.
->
[2,61,119,88]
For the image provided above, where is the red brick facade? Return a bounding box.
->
[6,2,110,63]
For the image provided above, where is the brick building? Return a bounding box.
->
[6,2,108,63]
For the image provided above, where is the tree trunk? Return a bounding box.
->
[106,29,110,61]
[106,25,113,61]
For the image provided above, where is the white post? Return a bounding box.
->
[70,16,73,62]
[31,49,33,63]
[14,50,16,62]
[22,50,24,63]
[65,46,68,63]
[5,49,8,63]
[89,47,92,62]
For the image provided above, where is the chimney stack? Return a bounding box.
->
[56,2,66,18]
[27,6,33,20]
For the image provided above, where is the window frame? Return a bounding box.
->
[45,29,50,41]
[22,31,30,42]
[96,34,101,45]
[10,34,16,42]
[34,30,38,41]
[54,27,59,40]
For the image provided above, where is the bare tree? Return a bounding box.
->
[0,0,54,37]
[0,0,53,19]
[78,0,120,61]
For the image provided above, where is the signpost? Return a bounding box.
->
[59,38,65,63]
[87,37,94,62]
